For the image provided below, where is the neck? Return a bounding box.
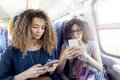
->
[28,39,42,51]
[31,39,38,46]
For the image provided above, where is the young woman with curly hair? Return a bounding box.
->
[0,9,58,80]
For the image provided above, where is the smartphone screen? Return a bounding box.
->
[45,60,59,67]
[68,39,78,47]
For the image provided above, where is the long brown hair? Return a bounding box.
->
[62,18,92,43]
[12,9,57,56]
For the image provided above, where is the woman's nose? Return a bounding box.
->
[37,27,42,32]
[72,32,77,38]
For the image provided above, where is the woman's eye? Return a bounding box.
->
[32,25,38,28]
[76,30,81,32]
[70,31,74,33]
[41,25,45,29]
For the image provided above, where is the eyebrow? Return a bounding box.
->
[32,24,45,27]
[71,28,82,31]
[32,24,39,26]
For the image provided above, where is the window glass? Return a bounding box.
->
[99,29,120,56]
[95,0,120,56]
[96,0,120,24]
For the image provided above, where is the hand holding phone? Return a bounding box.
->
[68,39,78,47]
[45,59,59,68]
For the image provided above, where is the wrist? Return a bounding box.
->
[61,55,67,61]
[83,52,88,59]
[14,72,26,80]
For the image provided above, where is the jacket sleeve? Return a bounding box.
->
[0,47,15,80]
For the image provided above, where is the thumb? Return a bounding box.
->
[34,64,42,67]
[78,39,84,46]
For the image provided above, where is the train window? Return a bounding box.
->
[94,0,120,56]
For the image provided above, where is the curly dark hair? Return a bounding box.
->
[62,18,92,43]
[12,9,57,56]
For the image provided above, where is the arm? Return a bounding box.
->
[0,47,48,80]
[85,49,103,72]
[14,64,48,80]
[0,47,26,80]
[57,48,67,73]
[78,40,103,72]
[0,47,15,80]
[57,45,82,73]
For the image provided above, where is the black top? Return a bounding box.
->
[0,46,55,80]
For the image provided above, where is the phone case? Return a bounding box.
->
[45,60,59,67]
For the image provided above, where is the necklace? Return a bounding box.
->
[29,50,40,65]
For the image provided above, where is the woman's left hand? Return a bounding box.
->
[46,63,58,73]
[77,39,88,58]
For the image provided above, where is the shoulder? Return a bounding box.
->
[88,40,96,45]
[87,41,99,55]
[87,40,97,48]
[1,46,21,58]
[2,46,13,56]
[0,46,14,63]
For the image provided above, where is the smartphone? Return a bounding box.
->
[68,39,78,47]
[45,59,59,67]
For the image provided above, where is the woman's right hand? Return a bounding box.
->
[57,46,81,73]
[63,46,81,60]
[14,64,47,80]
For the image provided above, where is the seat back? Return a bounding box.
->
[54,22,64,59]
[54,21,69,80]
[0,29,3,54]
[47,21,66,80]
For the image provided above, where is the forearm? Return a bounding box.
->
[85,54,103,72]
[57,58,67,73]
[14,72,27,80]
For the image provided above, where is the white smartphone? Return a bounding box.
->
[68,39,79,47]
[45,59,59,67]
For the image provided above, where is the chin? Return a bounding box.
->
[34,37,41,40]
